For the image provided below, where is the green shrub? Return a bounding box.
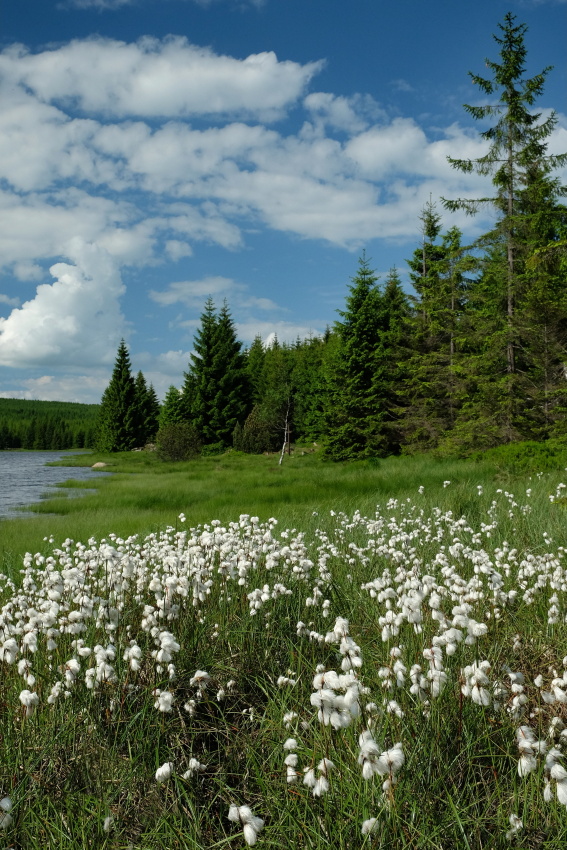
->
[155,422,202,461]
[472,439,567,474]
[235,404,279,453]
[200,441,227,456]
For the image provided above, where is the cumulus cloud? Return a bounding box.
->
[0,294,20,308]
[1,373,110,403]
[303,92,384,134]
[0,239,126,369]
[150,276,240,307]
[0,38,322,121]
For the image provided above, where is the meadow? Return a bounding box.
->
[1,445,567,848]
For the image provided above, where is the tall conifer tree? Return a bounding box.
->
[183,298,219,443]
[210,301,251,445]
[442,13,567,442]
[324,254,394,460]
[183,299,250,446]
[159,386,186,428]
[96,340,138,452]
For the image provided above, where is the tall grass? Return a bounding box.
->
[1,448,567,847]
[0,446,517,568]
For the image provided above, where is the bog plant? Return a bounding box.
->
[1,476,567,847]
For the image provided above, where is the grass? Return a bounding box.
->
[0,445,511,567]
[1,446,567,847]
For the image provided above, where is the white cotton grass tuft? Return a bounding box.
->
[361,816,379,835]
[182,758,207,779]
[155,762,173,783]
[228,804,264,846]
[5,481,567,841]
[190,670,210,687]
[19,689,39,717]
[153,689,174,712]
[302,758,334,797]
[505,813,523,841]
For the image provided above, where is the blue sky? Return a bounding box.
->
[1,0,565,403]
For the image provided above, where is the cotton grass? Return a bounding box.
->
[1,476,567,845]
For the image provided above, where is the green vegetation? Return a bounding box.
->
[0,446,480,565]
[0,398,99,449]
[155,422,202,462]
[96,340,160,452]
[0,14,566,848]
[1,447,567,847]
[182,298,250,447]
[1,438,567,567]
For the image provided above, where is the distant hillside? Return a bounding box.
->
[0,398,99,450]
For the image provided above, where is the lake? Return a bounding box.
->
[0,451,110,519]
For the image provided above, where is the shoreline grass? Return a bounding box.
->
[0,445,536,568]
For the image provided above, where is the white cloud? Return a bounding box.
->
[150,276,240,307]
[12,262,44,283]
[303,92,384,135]
[165,240,193,261]
[0,293,20,308]
[131,348,194,399]
[0,188,133,271]
[151,277,286,317]
[2,373,110,404]
[0,239,126,368]
[390,79,414,93]
[239,295,282,311]
[1,38,322,121]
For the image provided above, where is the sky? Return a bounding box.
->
[1,0,566,404]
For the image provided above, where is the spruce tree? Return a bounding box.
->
[183,299,250,447]
[442,12,567,441]
[159,386,186,428]
[291,335,328,442]
[324,254,389,460]
[183,298,219,443]
[409,198,444,325]
[246,335,266,406]
[375,267,411,455]
[258,341,294,452]
[210,301,251,446]
[404,222,476,451]
[96,340,138,452]
[132,371,160,446]
[517,166,567,438]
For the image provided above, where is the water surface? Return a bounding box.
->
[0,451,110,519]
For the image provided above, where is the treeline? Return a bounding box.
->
[0,399,99,450]
[98,13,567,461]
